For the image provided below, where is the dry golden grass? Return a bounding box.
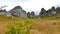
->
[0,15,60,34]
[31,19,60,34]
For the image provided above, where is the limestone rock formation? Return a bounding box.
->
[0,9,12,16]
[56,7,60,14]
[46,9,52,16]
[27,12,30,18]
[39,8,46,17]
[39,7,57,18]
[51,7,56,15]
[9,6,27,18]
[30,11,35,18]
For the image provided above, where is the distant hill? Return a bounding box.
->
[0,6,60,19]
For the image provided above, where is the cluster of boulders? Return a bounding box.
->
[0,6,36,18]
[0,6,60,18]
[39,7,60,18]
[27,11,35,18]
[0,9,12,16]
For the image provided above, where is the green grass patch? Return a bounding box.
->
[5,20,34,34]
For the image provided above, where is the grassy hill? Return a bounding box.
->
[0,15,60,34]
[41,14,60,20]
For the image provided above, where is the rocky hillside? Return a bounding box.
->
[0,6,60,18]
[39,7,60,18]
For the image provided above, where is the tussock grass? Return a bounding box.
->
[0,15,60,34]
[5,20,34,34]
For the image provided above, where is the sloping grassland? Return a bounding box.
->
[0,15,60,34]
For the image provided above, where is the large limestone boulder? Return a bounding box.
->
[39,7,56,18]
[9,6,27,18]
[46,7,56,16]
[46,9,52,16]
[56,7,60,14]
[27,12,30,18]
[27,11,35,18]
[51,7,56,15]
[0,9,12,17]
[30,11,35,18]
[39,8,46,17]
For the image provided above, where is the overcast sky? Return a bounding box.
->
[0,0,60,15]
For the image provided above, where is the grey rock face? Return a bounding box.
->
[0,9,12,17]
[4,11,12,17]
[27,11,35,18]
[27,12,30,18]
[46,9,52,16]
[46,7,56,16]
[56,7,60,14]
[39,8,46,17]
[39,7,57,18]
[21,10,27,18]
[51,7,56,15]
[9,6,27,18]
[30,11,35,18]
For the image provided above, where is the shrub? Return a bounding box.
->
[5,20,33,34]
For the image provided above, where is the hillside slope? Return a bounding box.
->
[0,15,20,34]
[0,15,60,34]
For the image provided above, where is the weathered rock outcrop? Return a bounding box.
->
[39,7,57,18]
[9,6,27,18]
[46,7,56,16]
[27,11,35,18]
[56,7,60,14]
[0,9,12,16]
[30,11,35,18]
[0,6,60,18]
[27,12,30,18]
[46,9,52,16]
[51,7,56,15]
[39,8,46,17]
